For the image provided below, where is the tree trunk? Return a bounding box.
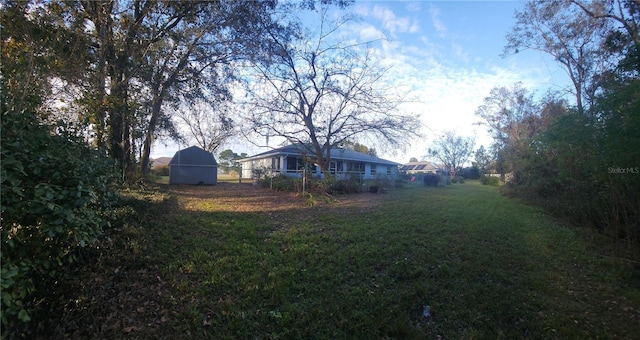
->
[140,95,163,178]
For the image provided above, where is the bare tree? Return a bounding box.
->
[174,99,235,154]
[504,0,612,116]
[428,131,475,178]
[570,0,640,48]
[245,7,418,174]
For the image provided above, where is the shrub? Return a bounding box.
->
[263,174,299,192]
[423,173,439,186]
[1,110,118,328]
[460,166,481,179]
[150,164,170,177]
[394,178,405,188]
[329,178,361,194]
[252,166,269,180]
[480,175,501,186]
[452,176,465,184]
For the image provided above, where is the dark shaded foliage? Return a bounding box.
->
[1,109,118,331]
[423,174,439,187]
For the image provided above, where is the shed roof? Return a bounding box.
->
[169,146,217,166]
[239,144,400,166]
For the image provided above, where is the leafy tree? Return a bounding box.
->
[245,6,418,174]
[477,0,639,241]
[218,149,246,172]
[427,131,475,178]
[340,140,378,157]
[135,0,284,177]
[409,157,419,162]
[460,166,481,180]
[504,0,612,116]
[79,0,285,179]
[473,145,493,174]
[9,0,289,181]
[590,45,640,240]
[474,83,540,179]
[1,1,91,118]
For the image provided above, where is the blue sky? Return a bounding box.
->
[153,1,572,163]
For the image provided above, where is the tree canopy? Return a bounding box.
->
[495,0,640,240]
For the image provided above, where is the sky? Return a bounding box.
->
[152,0,573,164]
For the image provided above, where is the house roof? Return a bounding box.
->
[169,146,217,166]
[239,144,400,166]
[151,157,172,168]
[399,161,441,172]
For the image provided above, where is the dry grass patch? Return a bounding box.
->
[165,182,388,218]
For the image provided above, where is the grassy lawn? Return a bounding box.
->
[28,181,640,339]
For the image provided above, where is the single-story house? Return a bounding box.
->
[151,157,172,169]
[169,146,218,185]
[399,161,442,174]
[239,144,400,180]
[400,161,451,185]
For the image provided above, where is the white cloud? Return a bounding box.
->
[450,42,470,64]
[428,4,447,38]
[405,1,422,14]
[354,22,386,42]
[356,4,419,35]
[339,8,387,44]
[370,51,527,162]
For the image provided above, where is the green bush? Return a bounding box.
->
[480,175,500,186]
[329,178,361,194]
[423,173,440,186]
[460,166,481,179]
[261,174,300,192]
[150,164,170,177]
[394,178,405,188]
[452,176,465,184]
[1,110,118,328]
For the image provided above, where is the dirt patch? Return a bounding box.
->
[163,182,389,216]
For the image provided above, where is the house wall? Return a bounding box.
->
[239,158,269,179]
[241,156,398,180]
[169,165,217,185]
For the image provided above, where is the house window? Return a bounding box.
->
[370,165,377,176]
[271,157,280,171]
[329,161,343,174]
[347,162,365,174]
[387,166,394,175]
[286,157,304,173]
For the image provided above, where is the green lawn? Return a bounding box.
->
[25,181,640,339]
